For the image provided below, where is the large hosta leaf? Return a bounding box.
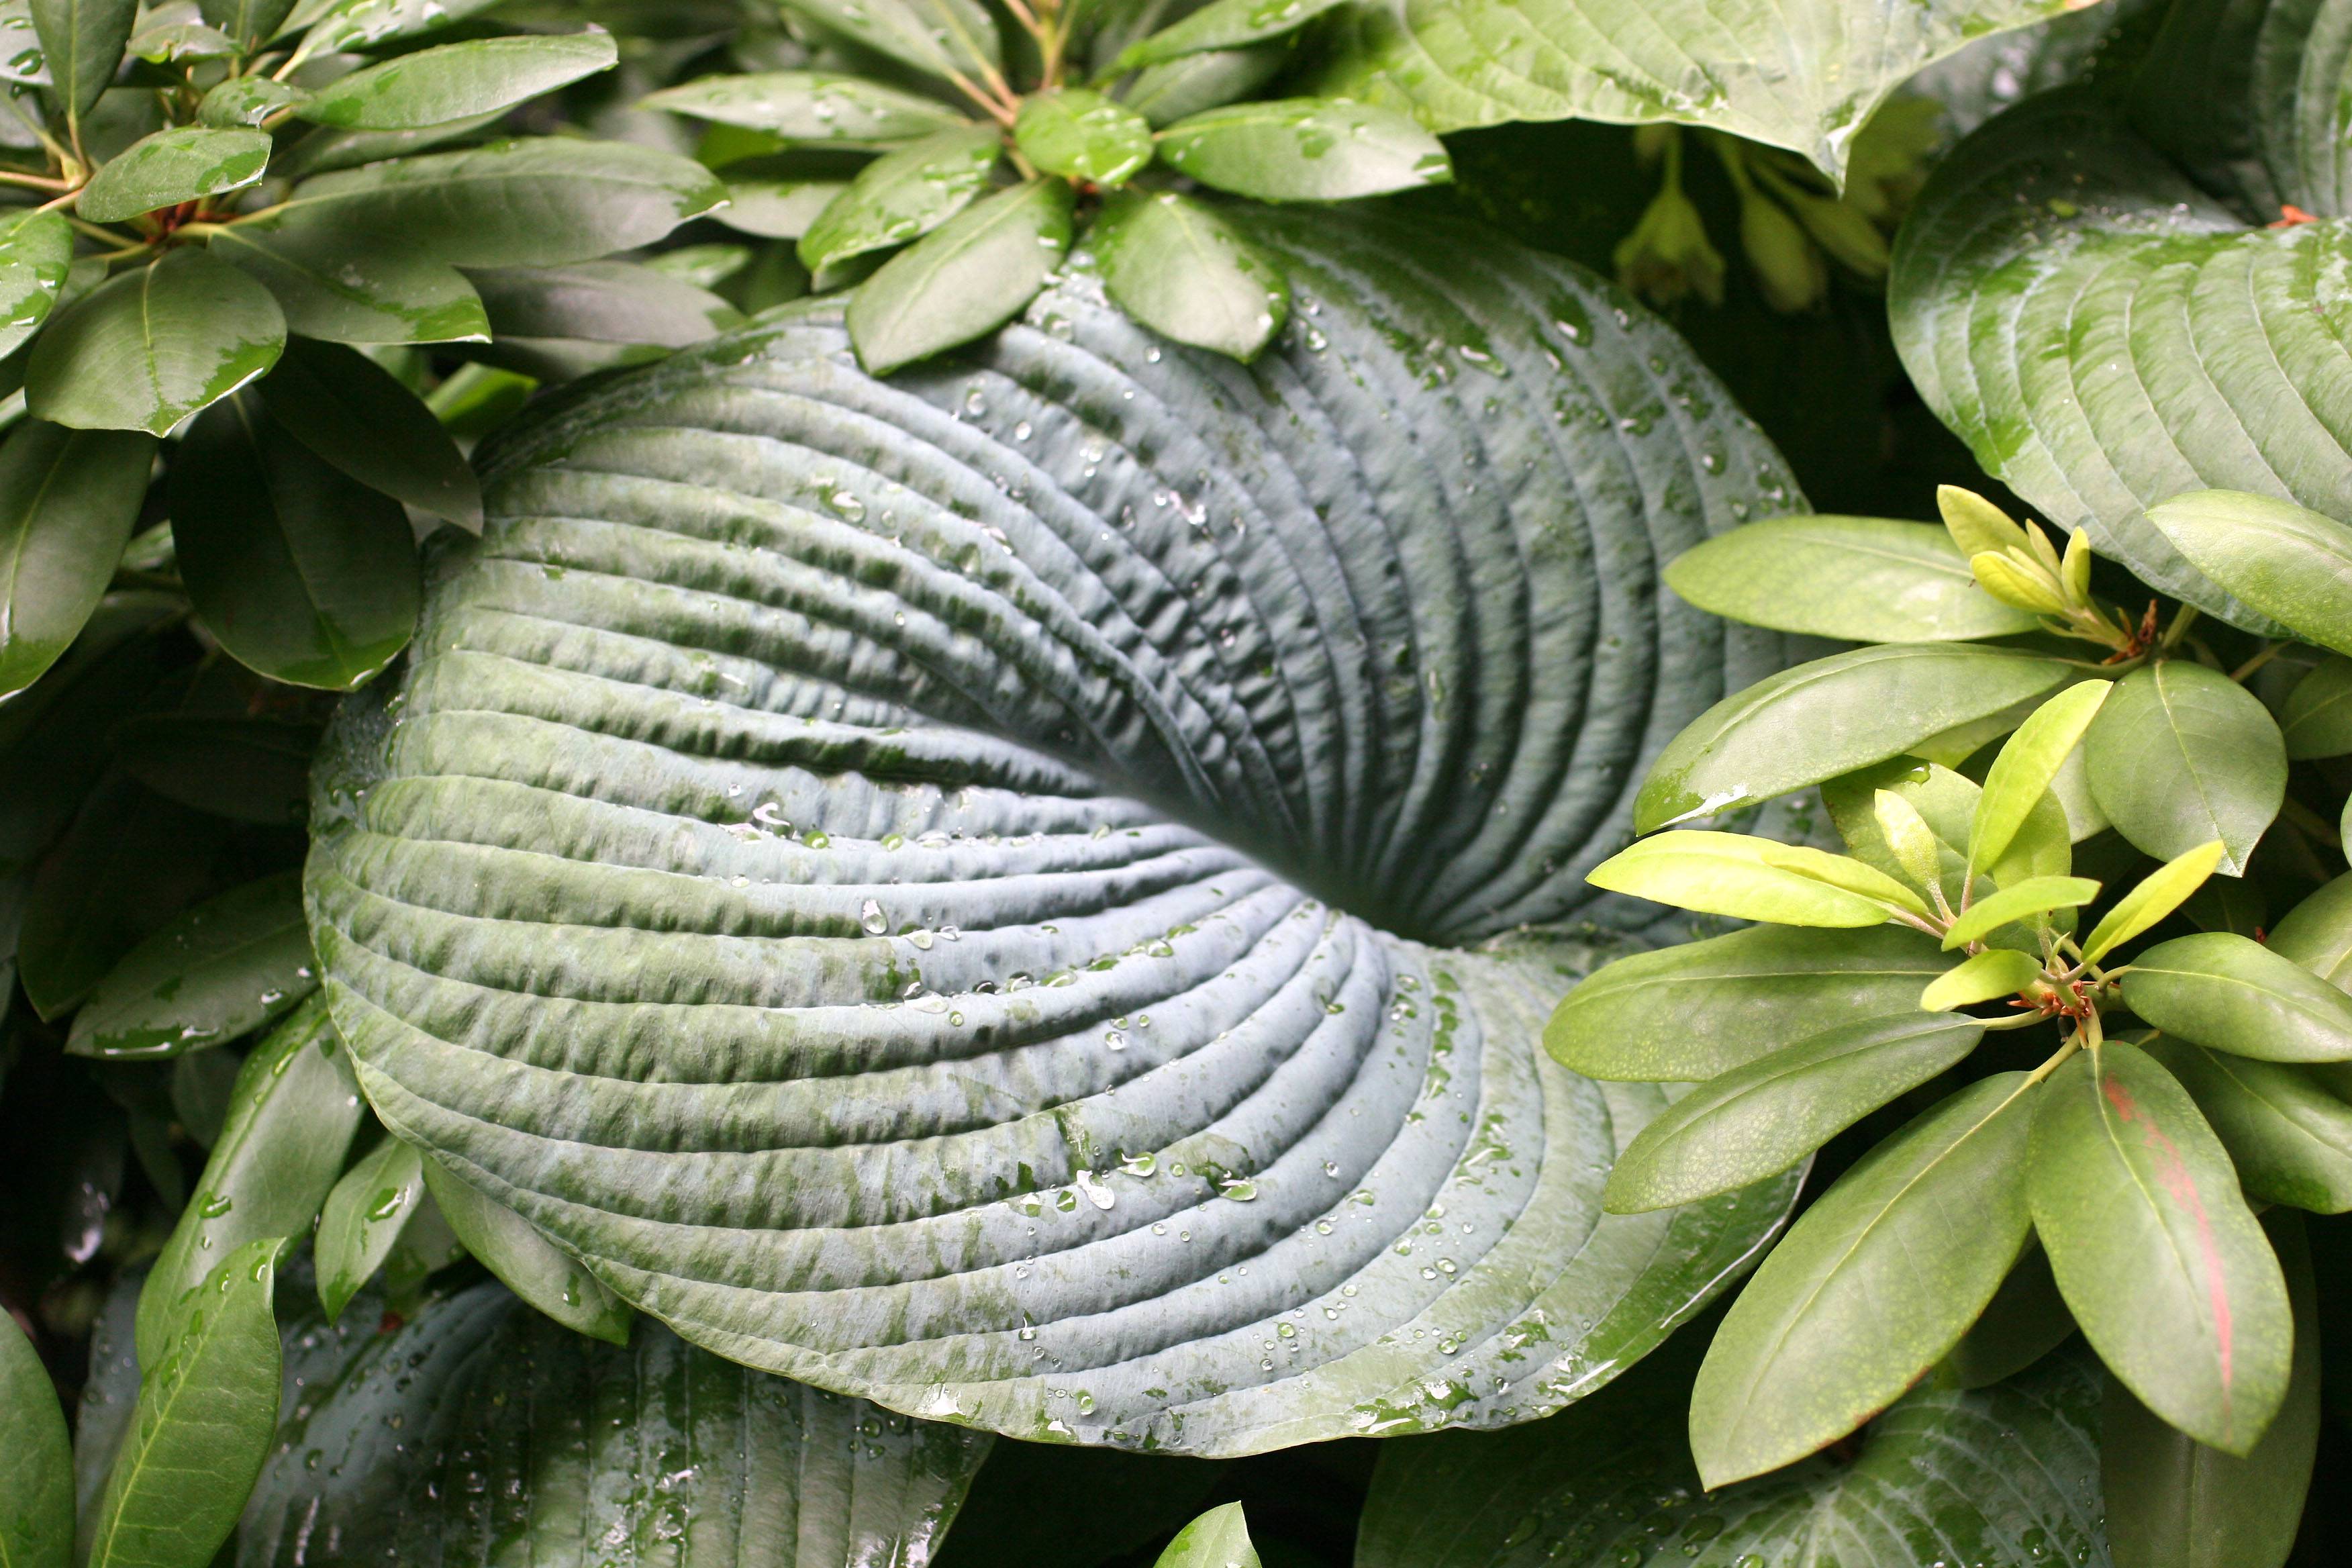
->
[239,1275,991,1566]
[304,209,1806,1456]
[1314,0,2093,180]
[1355,1342,2110,1568]
[1892,0,2352,629]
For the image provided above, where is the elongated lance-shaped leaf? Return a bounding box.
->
[1093,189,1288,361]
[782,0,1001,88]
[2149,1039,2352,1214]
[313,1134,426,1321]
[1587,831,1926,927]
[640,71,970,141]
[297,32,617,131]
[2121,932,2352,1063]
[2147,491,2352,656]
[304,207,1811,1455]
[241,1273,994,1567]
[1,1307,71,1568]
[2030,1044,2292,1455]
[256,338,481,528]
[1157,99,1451,201]
[76,127,270,223]
[1971,681,2110,875]
[797,125,1002,277]
[0,420,156,699]
[66,871,315,1059]
[32,0,135,117]
[1116,0,1346,70]
[419,1157,632,1343]
[1663,515,2043,643]
[847,177,1072,375]
[1942,875,2098,950]
[1921,948,2041,1011]
[2081,840,2228,965]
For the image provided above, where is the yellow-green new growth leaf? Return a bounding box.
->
[1971,681,2110,873]
[1922,948,2041,1010]
[2081,840,2227,965]
[1940,483,2032,558]
[1662,514,2042,642]
[1971,548,2069,614]
[1874,788,1945,895]
[1943,875,2099,950]
[1587,830,1926,928]
[1155,1502,1259,1568]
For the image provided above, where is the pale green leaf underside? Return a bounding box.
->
[305,210,1804,1455]
[238,1277,992,1567]
[1312,0,2089,179]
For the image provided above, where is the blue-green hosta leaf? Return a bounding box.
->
[238,1275,994,1567]
[1891,0,2352,632]
[1314,0,2092,181]
[305,209,1809,1456]
[1355,1340,2108,1568]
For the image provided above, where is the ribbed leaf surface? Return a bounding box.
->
[239,1277,990,1566]
[1892,0,2352,629]
[305,210,1804,1455]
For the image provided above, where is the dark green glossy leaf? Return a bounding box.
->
[241,1273,995,1567]
[1113,0,1346,70]
[1636,642,2073,833]
[797,125,1000,275]
[2030,1044,2290,1454]
[31,0,134,117]
[1691,1072,2038,1487]
[273,111,501,179]
[2281,654,2352,759]
[304,208,1812,1453]
[195,75,305,128]
[2085,660,2284,875]
[462,260,739,348]
[0,420,156,699]
[262,137,727,268]
[716,176,851,239]
[17,775,222,1020]
[170,1047,242,1149]
[642,71,969,142]
[1155,1503,1256,1568]
[1548,923,1953,1081]
[1092,188,1287,360]
[2123,931,2352,1062]
[196,0,296,51]
[0,599,181,879]
[2150,1039,2352,1214]
[65,872,313,1061]
[313,1134,423,1322]
[26,247,285,436]
[209,224,490,345]
[1604,1012,1983,1214]
[1157,98,1450,201]
[781,0,1000,88]
[847,176,1071,373]
[126,18,233,62]
[134,997,360,1367]
[418,1159,632,1344]
[2102,1210,2318,1568]
[1663,514,2041,642]
[256,336,480,528]
[89,1238,283,1568]
[1015,88,1153,186]
[0,209,70,360]
[2147,491,2352,656]
[1124,43,1291,128]
[299,32,617,131]
[115,715,314,825]
[295,0,501,53]
[76,126,269,222]
[170,391,418,690]
[0,1307,70,1568]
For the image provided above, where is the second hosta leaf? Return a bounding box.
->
[305,209,1808,1455]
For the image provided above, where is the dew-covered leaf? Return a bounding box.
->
[66,872,315,1061]
[297,32,616,131]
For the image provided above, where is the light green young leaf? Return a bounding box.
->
[2029,1046,2290,1455]
[1690,1073,2039,1487]
[1016,87,1153,186]
[1157,98,1451,201]
[2083,657,2284,878]
[1971,681,2110,874]
[1988,787,2075,891]
[1604,1013,1983,1214]
[31,0,135,118]
[90,1238,285,1568]
[1549,923,1955,1082]
[134,996,362,1367]
[1824,756,1977,907]
[1092,187,1288,360]
[2149,1040,2352,1214]
[781,0,1001,87]
[846,177,1072,375]
[1873,788,1945,895]
[797,124,1001,275]
[1155,1502,1259,1568]
[26,247,285,436]
[2101,1210,2318,1568]
[64,872,314,1059]
[1114,0,1346,70]
[420,1158,632,1343]
[256,336,481,528]
[2122,932,2352,1063]
[0,1306,70,1568]
[0,420,156,699]
[297,32,618,131]
[170,392,418,690]
[208,223,489,345]
[2080,840,2227,965]
[1662,515,2043,643]
[0,209,70,361]
[314,1135,426,1322]
[1921,948,2042,1010]
[76,126,270,222]
[1939,483,2032,558]
[2282,654,2352,760]
[1587,830,1926,928]
[1636,643,2074,832]
[1942,875,2099,950]
[641,71,968,142]
[2146,490,2352,657]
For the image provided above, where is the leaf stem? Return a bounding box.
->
[2230,643,2282,683]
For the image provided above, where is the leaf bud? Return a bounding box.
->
[1937,485,2031,558]
[1736,189,1827,312]
[1614,180,1726,307]
[1969,550,2071,616]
